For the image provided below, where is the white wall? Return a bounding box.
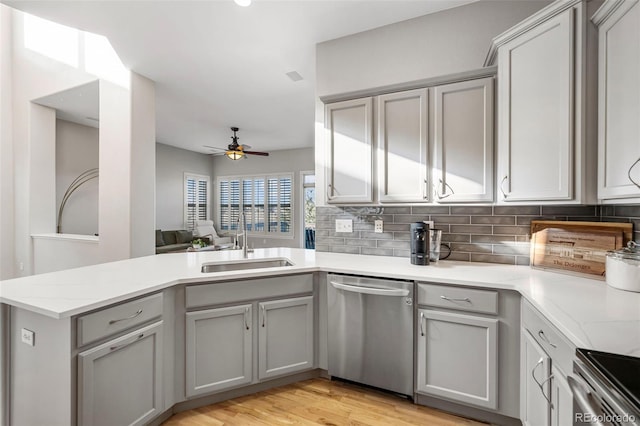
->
[55,119,99,235]
[314,0,551,206]
[156,143,214,230]
[212,147,315,249]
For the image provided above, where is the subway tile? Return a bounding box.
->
[330,246,361,254]
[393,232,411,241]
[493,243,531,256]
[541,205,598,216]
[516,256,531,266]
[493,206,541,216]
[471,253,516,265]
[471,235,516,244]
[411,206,450,215]
[444,252,470,262]
[359,231,394,240]
[345,238,377,247]
[441,233,471,243]
[393,249,411,258]
[377,240,411,249]
[516,216,540,226]
[516,235,531,243]
[382,223,413,232]
[600,216,630,223]
[614,205,640,218]
[567,217,601,222]
[379,206,412,214]
[600,205,615,217]
[314,244,329,252]
[431,224,450,233]
[316,236,346,245]
[353,222,375,231]
[450,225,493,234]
[493,226,530,236]
[393,214,430,224]
[361,247,395,257]
[450,243,492,254]
[471,216,515,225]
[433,215,470,224]
[450,206,493,215]
[316,206,344,215]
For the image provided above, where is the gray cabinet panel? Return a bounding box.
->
[417,283,498,315]
[259,296,314,380]
[185,304,252,397]
[521,330,552,426]
[78,321,163,426]
[417,309,498,409]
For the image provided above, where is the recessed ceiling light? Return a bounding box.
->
[234,0,251,7]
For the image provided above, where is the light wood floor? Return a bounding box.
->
[162,378,487,425]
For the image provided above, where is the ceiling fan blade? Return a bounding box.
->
[240,144,252,149]
[243,150,269,156]
[203,145,227,151]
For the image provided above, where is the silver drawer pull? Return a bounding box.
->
[110,333,144,351]
[244,307,250,330]
[261,305,266,327]
[440,295,471,303]
[538,330,557,348]
[420,312,425,337]
[108,309,143,325]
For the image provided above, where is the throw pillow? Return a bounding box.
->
[176,230,193,244]
[155,230,165,247]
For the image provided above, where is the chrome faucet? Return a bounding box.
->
[235,212,249,258]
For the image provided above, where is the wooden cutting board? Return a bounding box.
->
[530,221,633,279]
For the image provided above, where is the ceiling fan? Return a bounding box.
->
[204,127,269,160]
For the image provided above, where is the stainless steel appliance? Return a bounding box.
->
[570,349,640,426]
[327,274,414,396]
[410,222,429,265]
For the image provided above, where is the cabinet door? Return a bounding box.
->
[185,304,252,397]
[377,89,428,202]
[521,330,552,426]
[325,98,373,203]
[597,0,640,199]
[416,309,498,409]
[78,321,163,426]
[551,366,573,426]
[497,9,575,201]
[433,78,494,203]
[258,296,314,380]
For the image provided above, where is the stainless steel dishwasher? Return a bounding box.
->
[327,274,414,397]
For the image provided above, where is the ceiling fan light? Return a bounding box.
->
[225,150,245,160]
[234,0,251,7]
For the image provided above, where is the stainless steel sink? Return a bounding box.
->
[201,258,294,273]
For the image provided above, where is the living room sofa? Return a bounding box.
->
[155,229,195,254]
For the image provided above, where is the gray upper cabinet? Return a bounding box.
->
[185,304,253,397]
[433,78,494,203]
[491,0,597,204]
[593,0,640,200]
[377,89,429,203]
[78,321,164,426]
[325,98,373,203]
[258,296,314,380]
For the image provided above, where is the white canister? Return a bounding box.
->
[605,244,640,292]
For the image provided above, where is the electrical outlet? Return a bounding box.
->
[374,220,383,233]
[21,328,35,346]
[335,219,353,233]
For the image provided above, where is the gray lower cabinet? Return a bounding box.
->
[416,309,498,409]
[521,330,552,426]
[185,304,253,397]
[77,321,164,426]
[258,296,314,380]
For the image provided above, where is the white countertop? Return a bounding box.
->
[1,248,639,357]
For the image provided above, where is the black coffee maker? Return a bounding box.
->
[410,222,430,265]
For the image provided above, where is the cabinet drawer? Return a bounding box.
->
[77,293,163,347]
[186,274,313,309]
[522,300,575,376]
[417,283,498,315]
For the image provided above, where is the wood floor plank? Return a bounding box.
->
[163,378,487,426]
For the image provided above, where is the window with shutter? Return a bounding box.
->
[217,173,293,237]
[184,173,210,231]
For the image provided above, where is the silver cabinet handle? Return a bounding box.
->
[539,374,555,408]
[531,357,544,388]
[261,304,266,327]
[440,295,471,303]
[628,157,640,189]
[436,179,454,199]
[420,312,425,337]
[423,179,429,200]
[330,281,410,297]
[500,175,508,198]
[531,357,553,406]
[244,307,250,330]
[538,330,557,348]
[110,333,144,351]
[108,309,143,325]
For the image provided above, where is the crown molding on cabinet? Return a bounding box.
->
[483,0,585,66]
[591,0,637,25]
[319,66,496,104]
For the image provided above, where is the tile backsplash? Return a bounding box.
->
[315,205,640,266]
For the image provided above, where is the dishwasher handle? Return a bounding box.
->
[330,281,410,297]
